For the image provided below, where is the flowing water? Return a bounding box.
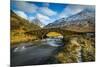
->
[11,38,64,66]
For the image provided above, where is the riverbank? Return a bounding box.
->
[55,34,95,63]
[11,32,95,64]
[11,30,40,47]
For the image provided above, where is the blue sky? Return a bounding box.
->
[11,1,94,25]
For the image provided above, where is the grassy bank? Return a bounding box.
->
[11,29,39,46]
[55,34,95,63]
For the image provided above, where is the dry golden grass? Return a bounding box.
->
[47,32,62,37]
[11,29,38,45]
[55,35,95,63]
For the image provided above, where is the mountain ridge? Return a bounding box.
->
[45,8,95,32]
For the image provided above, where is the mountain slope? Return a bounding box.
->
[11,11,41,31]
[31,18,45,27]
[11,11,41,45]
[45,8,95,32]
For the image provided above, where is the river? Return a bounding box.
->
[11,38,64,66]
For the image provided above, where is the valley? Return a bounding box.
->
[11,4,95,66]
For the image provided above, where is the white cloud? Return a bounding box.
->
[14,10,28,20]
[14,1,57,16]
[28,16,35,21]
[59,5,86,18]
[36,13,50,20]
[39,7,57,16]
[15,1,38,13]
[36,13,52,25]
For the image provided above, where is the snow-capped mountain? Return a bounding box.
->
[66,8,95,22]
[45,7,95,32]
[31,18,45,27]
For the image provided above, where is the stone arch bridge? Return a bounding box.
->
[25,28,84,39]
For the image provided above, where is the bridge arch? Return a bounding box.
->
[41,31,64,39]
[26,28,80,39]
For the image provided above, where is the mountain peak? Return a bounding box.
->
[32,18,45,28]
[45,7,95,32]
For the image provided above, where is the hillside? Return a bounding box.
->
[45,8,95,32]
[31,18,45,27]
[11,11,41,45]
[11,11,41,31]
